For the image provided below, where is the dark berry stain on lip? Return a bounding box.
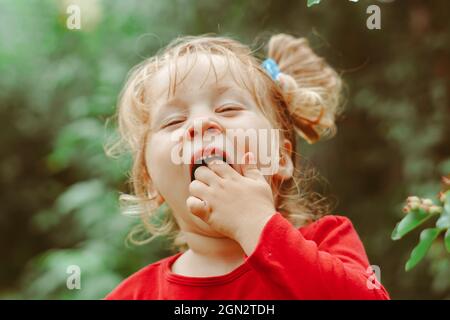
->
[191,155,227,181]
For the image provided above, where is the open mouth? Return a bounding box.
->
[190,147,234,181]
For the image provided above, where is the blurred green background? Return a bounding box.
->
[0,0,449,299]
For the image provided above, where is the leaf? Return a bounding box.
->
[444,190,450,214]
[391,208,432,240]
[405,228,443,271]
[436,213,450,229]
[307,0,358,7]
[47,118,105,170]
[439,190,450,253]
[445,229,450,253]
[56,180,105,214]
[307,0,321,7]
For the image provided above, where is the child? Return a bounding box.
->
[105,34,390,300]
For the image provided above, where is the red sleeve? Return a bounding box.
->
[245,213,390,300]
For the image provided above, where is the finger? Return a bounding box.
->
[193,165,221,186]
[186,196,210,220]
[206,158,240,179]
[240,152,265,181]
[188,179,209,198]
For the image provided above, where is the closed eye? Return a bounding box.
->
[216,105,245,113]
[162,118,185,128]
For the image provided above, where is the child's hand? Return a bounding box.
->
[186,152,277,253]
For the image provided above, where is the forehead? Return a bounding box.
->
[147,53,253,104]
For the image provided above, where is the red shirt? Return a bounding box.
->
[105,213,390,300]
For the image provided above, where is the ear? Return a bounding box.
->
[273,139,294,181]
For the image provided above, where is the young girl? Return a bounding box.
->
[105,34,390,300]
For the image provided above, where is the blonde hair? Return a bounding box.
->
[106,33,343,249]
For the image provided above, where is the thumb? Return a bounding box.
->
[241,152,263,181]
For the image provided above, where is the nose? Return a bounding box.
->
[185,117,223,141]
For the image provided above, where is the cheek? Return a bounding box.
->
[145,136,177,183]
[242,113,275,144]
[230,114,278,170]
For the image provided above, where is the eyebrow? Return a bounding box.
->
[161,85,237,107]
[151,99,186,128]
[161,97,186,109]
[215,85,233,95]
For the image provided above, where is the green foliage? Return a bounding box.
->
[393,190,450,271]
[307,0,359,7]
[307,0,322,7]
[406,228,442,272]
[391,208,434,240]
[445,229,450,253]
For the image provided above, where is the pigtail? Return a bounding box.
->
[267,34,343,144]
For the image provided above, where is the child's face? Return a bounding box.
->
[144,53,287,236]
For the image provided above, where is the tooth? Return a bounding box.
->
[204,155,223,164]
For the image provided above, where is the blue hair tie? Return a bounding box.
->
[261,58,281,81]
